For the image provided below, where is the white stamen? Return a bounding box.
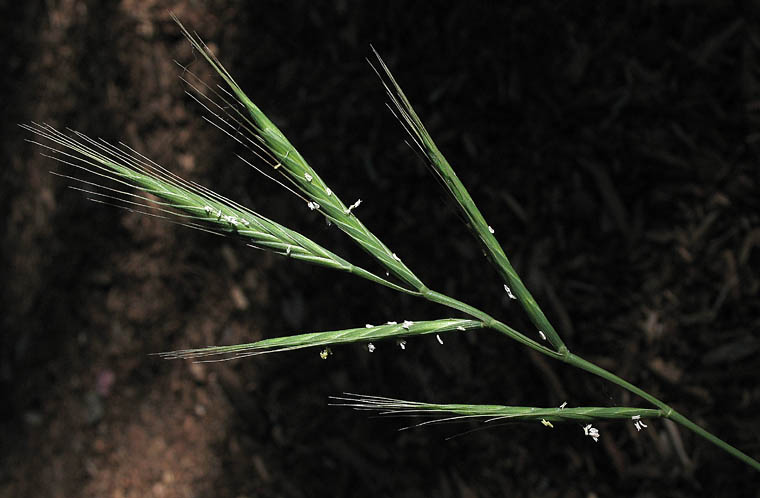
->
[634,421,642,431]
[304,172,313,182]
[367,343,376,353]
[539,330,547,341]
[456,325,466,331]
[541,419,554,428]
[319,347,331,359]
[386,321,398,325]
[397,339,406,350]
[402,320,413,330]
[307,201,320,211]
[223,215,239,226]
[344,199,362,214]
[583,424,600,442]
[436,334,444,345]
[504,285,516,299]
[559,402,567,410]
[273,163,281,170]
[488,225,495,234]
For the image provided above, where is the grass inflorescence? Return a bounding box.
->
[23,16,760,474]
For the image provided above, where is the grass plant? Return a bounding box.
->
[24,16,760,473]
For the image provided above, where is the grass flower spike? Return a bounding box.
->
[23,16,760,475]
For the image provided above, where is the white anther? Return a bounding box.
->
[319,347,331,359]
[367,343,376,353]
[326,187,332,196]
[365,324,373,328]
[583,424,600,442]
[344,199,362,214]
[559,402,567,410]
[488,225,495,234]
[325,218,332,227]
[204,205,214,216]
[307,201,320,211]
[541,419,554,428]
[392,253,400,262]
[402,320,413,330]
[386,321,398,325]
[397,339,406,350]
[539,330,547,341]
[223,215,239,226]
[634,421,642,431]
[631,415,641,420]
[436,334,444,345]
[456,325,466,331]
[286,245,292,256]
[273,163,281,170]
[504,285,516,299]
[304,172,313,182]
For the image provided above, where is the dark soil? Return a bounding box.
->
[2,1,760,497]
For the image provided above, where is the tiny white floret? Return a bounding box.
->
[387,321,398,325]
[307,201,320,211]
[367,343,376,353]
[559,402,567,410]
[402,320,413,330]
[456,325,466,331]
[365,324,373,328]
[304,172,313,182]
[319,347,331,359]
[204,205,214,216]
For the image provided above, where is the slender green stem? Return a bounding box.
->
[421,288,760,471]
[565,353,760,471]
[422,289,564,360]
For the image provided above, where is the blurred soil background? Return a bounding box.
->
[2,1,760,497]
